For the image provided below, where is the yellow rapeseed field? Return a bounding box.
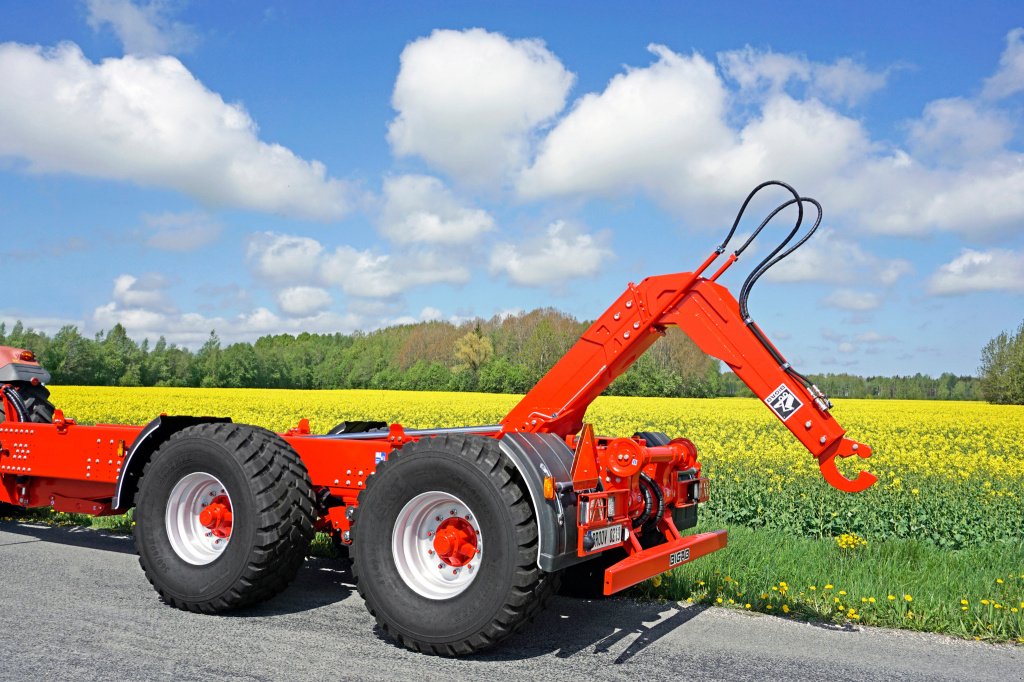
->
[49,386,1024,547]
[43,386,1024,640]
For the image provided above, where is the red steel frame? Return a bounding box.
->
[0,241,875,595]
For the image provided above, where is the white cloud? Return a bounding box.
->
[112,273,173,312]
[0,42,351,219]
[143,211,221,251]
[765,229,911,286]
[822,289,881,311]
[927,249,1024,295]
[519,45,736,205]
[388,28,574,185]
[982,28,1024,100]
[276,286,332,317]
[85,0,197,56]
[93,301,363,346]
[246,233,323,285]
[855,331,895,343]
[379,175,495,244]
[490,220,612,287]
[513,39,1024,238]
[907,98,1014,165]
[719,46,888,106]
[322,246,470,298]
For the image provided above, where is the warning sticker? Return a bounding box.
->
[765,383,803,422]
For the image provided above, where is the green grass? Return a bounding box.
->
[634,516,1024,643]
[4,508,1020,643]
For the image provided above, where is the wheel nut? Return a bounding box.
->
[438,563,444,569]
[428,549,434,555]
[452,569,458,575]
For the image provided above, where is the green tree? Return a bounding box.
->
[979,320,1024,404]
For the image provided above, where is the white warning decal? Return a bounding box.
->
[765,383,803,421]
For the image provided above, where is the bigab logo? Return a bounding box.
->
[765,383,803,421]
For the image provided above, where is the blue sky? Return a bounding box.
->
[1,1,1022,376]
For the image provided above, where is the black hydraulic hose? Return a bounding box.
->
[715,182,827,397]
[633,477,654,529]
[639,472,666,530]
[1,385,30,422]
[716,180,802,255]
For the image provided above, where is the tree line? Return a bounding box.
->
[0,312,984,400]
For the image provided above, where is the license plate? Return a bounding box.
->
[589,523,624,552]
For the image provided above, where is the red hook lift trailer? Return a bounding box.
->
[0,183,876,655]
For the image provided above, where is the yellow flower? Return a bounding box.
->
[888,595,896,601]
[716,597,723,604]
[766,604,773,610]
[961,599,968,605]
[868,597,876,603]
[904,594,913,602]
[911,488,919,495]
[839,590,847,596]
[825,584,834,590]
[996,578,1004,584]
[782,604,790,613]
[651,575,662,587]
[809,586,817,591]
[981,599,990,605]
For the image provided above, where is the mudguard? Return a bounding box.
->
[498,432,586,572]
[0,346,51,385]
[112,415,231,511]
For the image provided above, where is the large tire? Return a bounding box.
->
[352,434,557,656]
[1,383,55,425]
[133,423,316,613]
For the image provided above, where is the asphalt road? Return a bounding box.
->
[1,522,1020,682]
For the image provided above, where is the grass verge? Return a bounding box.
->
[633,516,1023,644]
[4,508,1019,643]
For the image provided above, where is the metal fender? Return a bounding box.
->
[498,432,586,572]
[112,415,231,511]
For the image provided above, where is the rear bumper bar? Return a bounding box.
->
[603,529,728,595]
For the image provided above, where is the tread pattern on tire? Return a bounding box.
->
[134,422,316,613]
[352,433,559,656]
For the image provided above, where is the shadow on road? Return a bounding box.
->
[0,520,354,614]
[479,596,710,663]
[0,520,136,554]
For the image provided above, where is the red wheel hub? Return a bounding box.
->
[432,517,478,567]
[199,495,233,539]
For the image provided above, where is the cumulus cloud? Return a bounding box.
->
[822,289,882,311]
[0,42,351,219]
[93,301,363,346]
[719,46,889,106]
[765,229,911,286]
[276,286,332,316]
[246,233,324,285]
[907,98,1014,165]
[85,0,197,56]
[321,246,469,298]
[982,28,1024,100]
[927,248,1024,295]
[388,28,574,185]
[490,220,612,287]
[143,211,222,251]
[379,175,495,244]
[510,38,1024,239]
[112,273,174,312]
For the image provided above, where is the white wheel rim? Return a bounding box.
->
[392,491,482,600]
[165,472,233,566]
